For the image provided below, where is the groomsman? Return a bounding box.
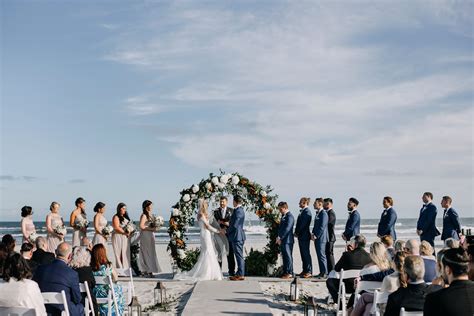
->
[311,198,328,278]
[377,196,398,241]
[342,198,360,241]
[212,196,235,276]
[441,196,461,241]
[416,192,440,249]
[276,202,295,279]
[324,198,336,272]
[294,197,313,278]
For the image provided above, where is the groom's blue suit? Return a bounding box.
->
[227,205,246,276]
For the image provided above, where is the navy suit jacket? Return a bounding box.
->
[295,207,312,241]
[377,207,397,240]
[33,259,84,316]
[312,209,329,243]
[416,203,440,240]
[326,209,336,242]
[441,207,461,240]
[278,212,295,244]
[227,206,246,243]
[343,210,360,240]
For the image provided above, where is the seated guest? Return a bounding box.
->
[70,246,98,315]
[91,244,125,316]
[404,239,436,283]
[33,242,84,316]
[444,237,460,249]
[431,249,448,287]
[361,241,391,276]
[0,242,8,277]
[468,245,474,281]
[385,256,428,316]
[2,234,16,255]
[0,253,47,316]
[326,235,371,302]
[20,242,38,274]
[81,237,93,252]
[394,240,406,253]
[32,236,55,265]
[420,240,437,283]
[424,247,474,316]
[381,235,395,259]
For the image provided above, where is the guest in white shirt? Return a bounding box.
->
[0,253,47,316]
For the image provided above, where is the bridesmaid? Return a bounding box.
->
[70,197,88,248]
[112,203,131,269]
[92,202,108,246]
[139,200,162,277]
[46,202,64,253]
[20,206,36,244]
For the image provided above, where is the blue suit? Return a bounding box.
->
[295,207,312,274]
[377,207,398,240]
[278,212,295,275]
[441,208,461,241]
[416,203,440,247]
[33,259,84,316]
[343,210,360,240]
[227,205,246,276]
[312,209,328,275]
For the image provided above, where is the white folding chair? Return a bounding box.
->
[337,282,347,316]
[370,289,389,316]
[94,274,119,316]
[116,267,135,304]
[79,281,95,316]
[353,280,382,305]
[336,269,361,313]
[400,307,423,316]
[42,290,70,316]
[0,306,36,316]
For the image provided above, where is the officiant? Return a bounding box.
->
[211,196,236,276]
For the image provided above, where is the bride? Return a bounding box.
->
[174,199,223,281]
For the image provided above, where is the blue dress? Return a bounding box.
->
[92,265,125,316]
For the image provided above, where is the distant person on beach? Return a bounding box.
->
[324,198,337,272]
[276,201,295,279]
[70,197,87,248]
[311,197,328,278]
[342,197,361,242]
[416,192,440,250]
[440,195,461,242]
[20,205,36,244]
[294,197,313,278]
[377,196,397,241]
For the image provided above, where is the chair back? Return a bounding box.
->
[93,274,119,316]
[42,290,70,316]
[79,281,95,316]
[0,306,36,316]
[400,307,424,316]
[336,269,361,313]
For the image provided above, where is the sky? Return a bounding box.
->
[1,0,473,222]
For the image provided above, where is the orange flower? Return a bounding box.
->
[176,239,184,247]
[262,196,267,203]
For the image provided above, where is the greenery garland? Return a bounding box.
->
[167,171,281,274]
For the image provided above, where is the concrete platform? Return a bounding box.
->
[181,280,273,316]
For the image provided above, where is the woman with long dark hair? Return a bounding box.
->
[92,202,108,246]
[139,200,162,277]
[20,206,36,244]
[70,197,88,248]
[111,203,131,269]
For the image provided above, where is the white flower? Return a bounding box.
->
[211,176,219,185]
[205,182,212,190]
[264,202,271,210]
[191,194,196,199]
[172,208,181,217]
[217,182,225,190]
[192,184,199,193]
[174,231,181,238]
[220,174,229,184]
[177,249,185,259]
[260,191,267,197]
[171,239,176,245]
[182,194,191,202]
[231,175,240,185]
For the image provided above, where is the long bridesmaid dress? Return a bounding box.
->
[21,216,36,244]
[112,217,131,269]
[139,214,162,274]
[72,212,87,248]
[92,214,108,246]
[47,213,64,253]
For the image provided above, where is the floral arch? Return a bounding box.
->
[167,171,281,274]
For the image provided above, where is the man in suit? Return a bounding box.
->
[276,201,295,279]
[404,239,437,283]
[212,196,235,276]
[324,198,336,272]
[32,236,55,265]
[20,242,38,273]
[416,192,440,249]
[326,234,371,302]
[377,196,398,241]
[312,198,328,278]
[385,255,430,316]
[226,195,246,281]
[294,197,313,278]
[342,197,361,242]
[440,195,462,242]
[424,247,474,316]
[33,242,84,316]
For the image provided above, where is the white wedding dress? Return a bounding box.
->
[174,215,223,281]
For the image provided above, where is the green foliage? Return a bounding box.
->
[130,242,141,276]
[245,248,269,276]
[179,248,201,272]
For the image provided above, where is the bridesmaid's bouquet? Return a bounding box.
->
[102,225,114,237]
[54,224,67,236]
[149,215,164,231]
[123,222,136,234]
[28,232,38,244]
[76,218,89,229]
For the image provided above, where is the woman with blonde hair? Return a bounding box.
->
[360,241,391,276]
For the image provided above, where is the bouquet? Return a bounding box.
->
[54,224,67,236]
[123,222,136,234]
[28,232,38,244]
[76,218,89,229]
[149,215,164,231]
[102,225,114,237]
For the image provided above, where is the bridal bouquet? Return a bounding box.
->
[149,215,164,231]
[76,218,89,229]
[102,225,114,237]
[54,224,67,236]
[28,232,38,244]
[123,222,136,234]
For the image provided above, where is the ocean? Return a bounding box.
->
[2,217,473,246]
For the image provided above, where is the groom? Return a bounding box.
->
[225,195,246,281]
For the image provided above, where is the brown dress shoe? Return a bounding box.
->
[280,274,292,279]
[301,273,312,278]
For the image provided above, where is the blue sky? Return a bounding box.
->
[1,1,473,221]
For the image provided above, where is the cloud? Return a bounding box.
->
[0,175,40,182]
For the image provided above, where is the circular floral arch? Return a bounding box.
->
[167,171,281,273]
